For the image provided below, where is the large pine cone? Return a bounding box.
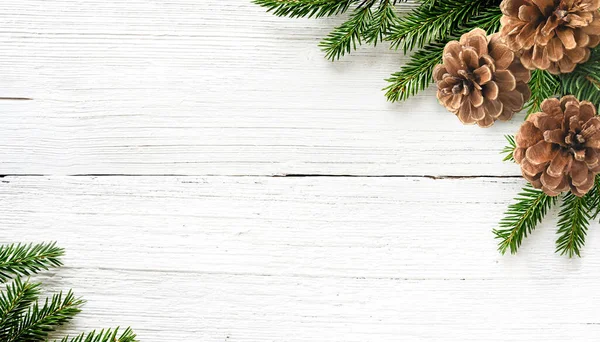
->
[433,29,531,128]
[514,96,600,196]
[500,0,600,74]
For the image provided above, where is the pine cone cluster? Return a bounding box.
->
[433,29,531,127]
[514,96,600,196]
[500,0,600,74]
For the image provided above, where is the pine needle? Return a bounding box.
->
[6,290,84,342]
[556,192,591,258]
[525,70,560,116]
[253,0,357,18]
[54,327,137,342]
[364,0,399,46]
[560,47,600,111]
[0,279,41,339]
[0,242,64,284]
[501,135,516,162]
[494,184,558,254]
[320,4,374,60]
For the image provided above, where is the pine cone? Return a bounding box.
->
[433,29,531,128]
[500,0,600,74]
[514,96,600,196]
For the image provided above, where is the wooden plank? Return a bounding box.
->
[2,176,600,341]
[0,1,522,176]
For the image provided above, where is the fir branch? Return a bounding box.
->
[587,176,600,219]
[525,70,560,116]
[364,0,398,46]
[494,184,558,254]
[253,0,357,18]
[320,3,374,60]
[0,279,41,339]
[6,290,84,342]
[0,242,64,284]
[556,192,591,257]
[384,6,501,102]
[501,135,516,162]
[384,42,444,101]
[54,327,137,342]
[386,0,489,53]
[560,48,600,110]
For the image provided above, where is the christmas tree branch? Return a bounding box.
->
[494,185,558,254]
[0,279,41,339]
[253,0,357,18]
[54,327,137,342]
[6,290,84,342]
[320,2,375,60]
[364,0,399,46]
[386,0,489,53]
[560,48,600,110]
[0,242,64,284]
[556,192,591,257]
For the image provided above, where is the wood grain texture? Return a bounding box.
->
[3,176,600,341]
[2,1,599,341]
[0,0,522,176]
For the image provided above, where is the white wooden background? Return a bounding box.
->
[2,1,600,341]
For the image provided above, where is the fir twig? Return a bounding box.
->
[320,3,375,60]
[0,279,41,339]
[386,0,489,53]
[501,135,516,162]
[556,192,591,257]
[494,184,558,254]
[384,6,501,102]
[0,242,64,284]
[54,327,137,342]
[560,47,600,110]
[6,290,84,342]
[364,0,399,46]
[253,0,357,18]
[384,42,444,101]
[525,70,560,116]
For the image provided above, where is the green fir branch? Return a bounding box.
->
[384,42,444,101]
[0,242,64,284]
[253,0,357,18]
[560,48,600,110]
[494,184,558,254]
[556,192,591,257]
[364,0,399,46]
[384,6,501,102]
[54,327,137,342]
[386,0,490,53]
[0,279,41,339]
[501,135,516,162]
[320,3,375,60]
[6,290,84,342]
[525,70,560,116]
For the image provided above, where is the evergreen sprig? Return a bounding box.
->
[525,70,561,116]
[55,328,137,342]
[6,290,84,342]
[501,135,515,162]
[384,6,501,102]
[320,3,375,60]
[386,0,490,53]
[253,0,357,18]
[494,185,558,254]
[0,242,137,342]
[0,242,64,283]
[560,48,600,110]
[556,192,591,257]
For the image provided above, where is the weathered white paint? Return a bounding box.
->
[1,1,598,342]
[0,0,522,176]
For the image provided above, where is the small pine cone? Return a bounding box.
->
[514,96,600,197]
[433,29,531,128]
[500,0,600,74]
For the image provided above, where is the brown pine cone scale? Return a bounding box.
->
[514,96,600,196]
